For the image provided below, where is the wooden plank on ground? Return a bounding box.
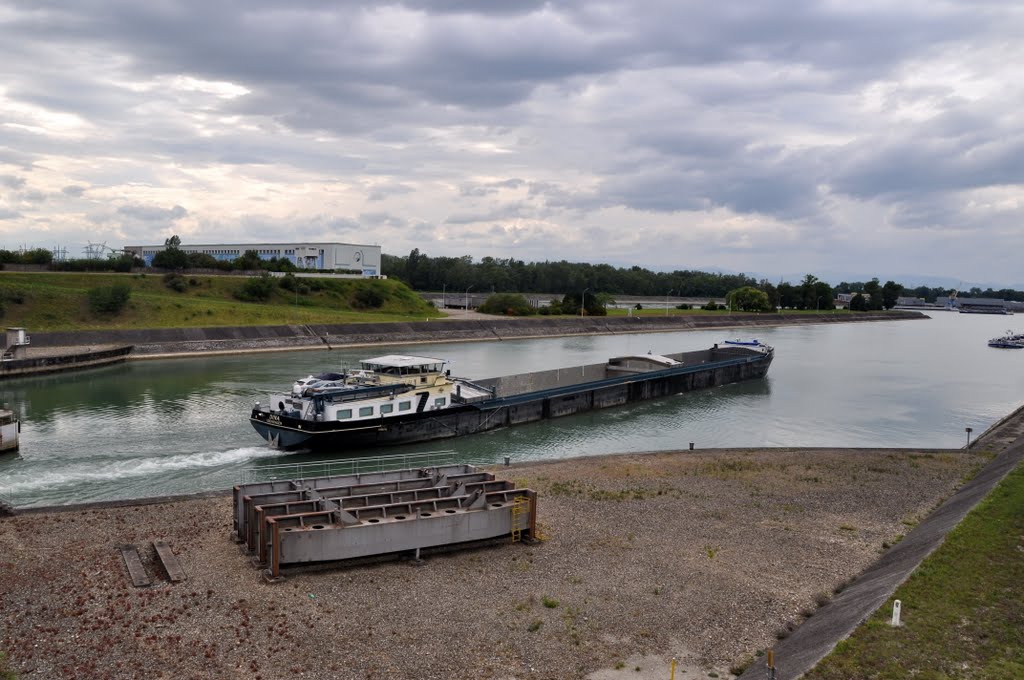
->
[119,544,151,587]
[152,540,186,583]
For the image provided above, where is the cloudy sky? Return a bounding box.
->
[1,1,1022,287]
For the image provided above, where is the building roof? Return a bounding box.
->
[361,355,447,368]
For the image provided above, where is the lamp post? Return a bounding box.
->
[442,283,446,310]
[465,285,473,317]
[581,287,590,317]
[966,427,973,449]
[665,289,675,316]
[816,296,822,312]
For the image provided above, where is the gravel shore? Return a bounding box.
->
[1,438,1000,680]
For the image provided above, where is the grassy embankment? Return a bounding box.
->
[0,272,440,331]
[805,462,1024,679]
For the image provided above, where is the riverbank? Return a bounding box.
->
[2,413,1010,679]
[25,310,925,358]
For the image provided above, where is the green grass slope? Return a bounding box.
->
[0,272,441,331]
[805,462,1024,679]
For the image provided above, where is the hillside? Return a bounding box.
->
[0,271,440,331]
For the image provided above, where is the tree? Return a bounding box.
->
[882,280,903,310]
[863,278,883,311]
[777,282,799,309]
[850,293,868,311]
[813,282,834,311]
[800,274,819,310]
[233,250,264,271]
[186,252,219,269]
[727,286,772,312]
[152,235,188,269]
[561,291,607,316]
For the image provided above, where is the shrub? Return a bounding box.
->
[88,284,131,315]
[163,272,188,292]
[234,273,277,302]
[676,303,691,310]
[353,285,386,309]
[278,273,298,292]
[479,293,535,316]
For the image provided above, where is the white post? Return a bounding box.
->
[891,599,902,627]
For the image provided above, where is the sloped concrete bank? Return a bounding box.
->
[28,311,925,358]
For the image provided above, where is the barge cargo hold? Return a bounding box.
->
[250,343,773,452]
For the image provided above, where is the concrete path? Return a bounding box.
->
[738,410,1024,680]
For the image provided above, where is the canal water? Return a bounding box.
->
[1,312,1022,507]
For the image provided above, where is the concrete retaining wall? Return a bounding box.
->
[26,311,926,357]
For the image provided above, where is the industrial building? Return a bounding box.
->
[124,242,382,276]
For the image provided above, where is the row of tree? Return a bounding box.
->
[384,250,919,310]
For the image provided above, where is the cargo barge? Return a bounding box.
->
[250,342,773,452]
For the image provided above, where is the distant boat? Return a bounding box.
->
[988,332,1024,348]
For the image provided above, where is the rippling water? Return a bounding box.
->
[2,312,1022,507]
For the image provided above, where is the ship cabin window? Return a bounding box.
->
[398,401,411,412]
[338,409,353,420]
[433,397,446,407]
[359,406,374,417]
[380,403,394,415]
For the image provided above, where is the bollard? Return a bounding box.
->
[669,657,676,680]
[891,599,901,627]
[767,649,776,680]
[689,442,694,450]
[504,456,511,467]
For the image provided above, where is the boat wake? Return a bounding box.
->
[3,446,278,495]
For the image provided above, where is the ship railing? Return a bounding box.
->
[241,449,506,484]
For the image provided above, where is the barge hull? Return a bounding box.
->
[250,346,772,453]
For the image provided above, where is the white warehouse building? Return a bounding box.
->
[125,242,382,276]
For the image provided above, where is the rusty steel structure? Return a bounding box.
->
[233,464,536,578]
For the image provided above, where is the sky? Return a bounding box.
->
[1,1,1023,288]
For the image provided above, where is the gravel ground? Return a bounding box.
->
[0,443,998,680]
